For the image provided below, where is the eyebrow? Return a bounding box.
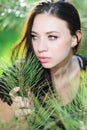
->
[31,31,60,35]
[46,31,60,35]
[31,31,37,34]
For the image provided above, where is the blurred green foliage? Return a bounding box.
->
[72,0,87,56]
[0,0,39,61]
[0,0,87,61]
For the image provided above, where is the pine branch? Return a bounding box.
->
[0,54,43,104]
[26,72,87,130]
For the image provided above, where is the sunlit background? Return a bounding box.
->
[0,0,87,62]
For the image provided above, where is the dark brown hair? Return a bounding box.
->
[11,0,81,62]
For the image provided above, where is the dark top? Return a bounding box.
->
[76,54,87,70]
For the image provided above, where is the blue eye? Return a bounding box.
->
[48,35,58,40]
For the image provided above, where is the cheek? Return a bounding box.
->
[53,43,70,52]
[52,40,72,57]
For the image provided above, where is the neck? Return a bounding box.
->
[50,53,80,106]
[51,51,73,78]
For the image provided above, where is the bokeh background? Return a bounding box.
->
[0,0,87,62]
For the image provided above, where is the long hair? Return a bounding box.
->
[11,0,81,62]
[11,0,82,96]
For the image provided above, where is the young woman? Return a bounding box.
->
[11,0,86,101]
[0,0,87,126]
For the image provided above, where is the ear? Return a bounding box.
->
[71,30,82,48]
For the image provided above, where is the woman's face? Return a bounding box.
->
[31,13,75,69]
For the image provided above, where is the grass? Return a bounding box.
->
[0,70,87,130]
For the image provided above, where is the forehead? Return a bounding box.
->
[32,13,70,33]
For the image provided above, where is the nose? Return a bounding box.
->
[38,38,48,52]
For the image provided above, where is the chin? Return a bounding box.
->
[41,64,53,69]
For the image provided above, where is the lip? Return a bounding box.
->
[39,56,51,63]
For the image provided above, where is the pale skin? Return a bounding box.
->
[31,13,82,106]
[0,13,82,121]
